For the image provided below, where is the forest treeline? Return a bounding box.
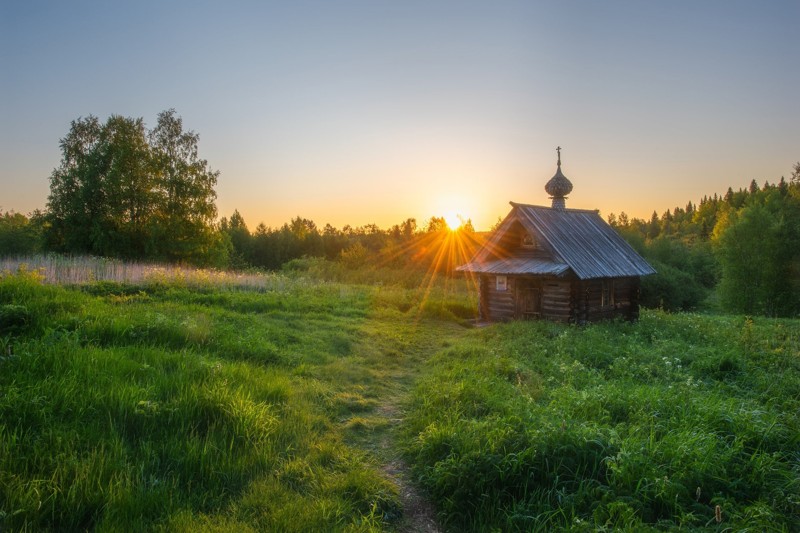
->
[219,211,479,273]
[0,207,480,278]
[0,110,480,277]
[609,163,800,316]
[1,110,798,316]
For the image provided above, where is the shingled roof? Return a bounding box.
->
[458,202,656,280]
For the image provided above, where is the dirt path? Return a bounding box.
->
[377,404,440,533]
[346,318,462,532]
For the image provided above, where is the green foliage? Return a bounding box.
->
[713,195,800,316]
[402,312,800,531]
[0,211,43,256]
[44,110,226,266]
[639,259,706,311]
[0,277,350,529]
[219,210,485,280]
[340,241,370,268]
[0,304,32,334]
[424,216,449,233]
[611,167,800,316]
[5,253,799,531]
[219,209,252,269]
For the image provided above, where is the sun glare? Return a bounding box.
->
[433,194,476,232]
[443,212,463,231]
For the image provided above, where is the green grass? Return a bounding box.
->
[3,263,799,531]
[401,312,800,531]
[0,266,475,531]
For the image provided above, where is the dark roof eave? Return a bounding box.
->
[456,265,656,279]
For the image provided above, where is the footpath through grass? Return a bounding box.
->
[0,268,473,531]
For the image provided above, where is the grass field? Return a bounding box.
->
[1,261,798,531]
[402,312,800,531]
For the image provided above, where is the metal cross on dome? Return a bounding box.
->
[556,146,562,166]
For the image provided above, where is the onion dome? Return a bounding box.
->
[545,146,573,209]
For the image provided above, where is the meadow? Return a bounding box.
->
[0,258,474,532]
[1,258,798,531]
[402,313,800,531]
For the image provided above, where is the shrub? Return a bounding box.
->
[0,304,31,335]
[640,259,707,311]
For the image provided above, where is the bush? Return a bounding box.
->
[0,304,32,335]
[640,259,707,311]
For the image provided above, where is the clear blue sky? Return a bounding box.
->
[2,1,798,230]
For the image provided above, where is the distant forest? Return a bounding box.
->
[608,164,800,317]
[1,111,798,317]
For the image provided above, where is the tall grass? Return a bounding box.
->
[2,266,472,531]
[402,311,800,531]
[0,258,476,531]
[10,255,792,531]
[1,254,282,291]
[1,255,479,323]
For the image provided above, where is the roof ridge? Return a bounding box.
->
[509,201,599,214]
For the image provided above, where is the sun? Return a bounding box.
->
[432,194,476,231]
[443,212,463,231]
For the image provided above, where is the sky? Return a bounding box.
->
[2,1,799,231]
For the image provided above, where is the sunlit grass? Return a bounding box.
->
[0,261,471,531]
[0,255,281,291]
[5,253,792,531]
[281,230,482,324]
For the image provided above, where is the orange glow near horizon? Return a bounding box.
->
[214,154,783,235]
[431,193,479,231]
[354,221,485,318]
[407,227,483,320]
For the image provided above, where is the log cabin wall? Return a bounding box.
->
[540,279,572,322]
[478,275,489,320]
[483,274,572,322]
[624,276,641,320]
[576,276,641,323]
[481,274,516,321]
[481,274,642,323]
